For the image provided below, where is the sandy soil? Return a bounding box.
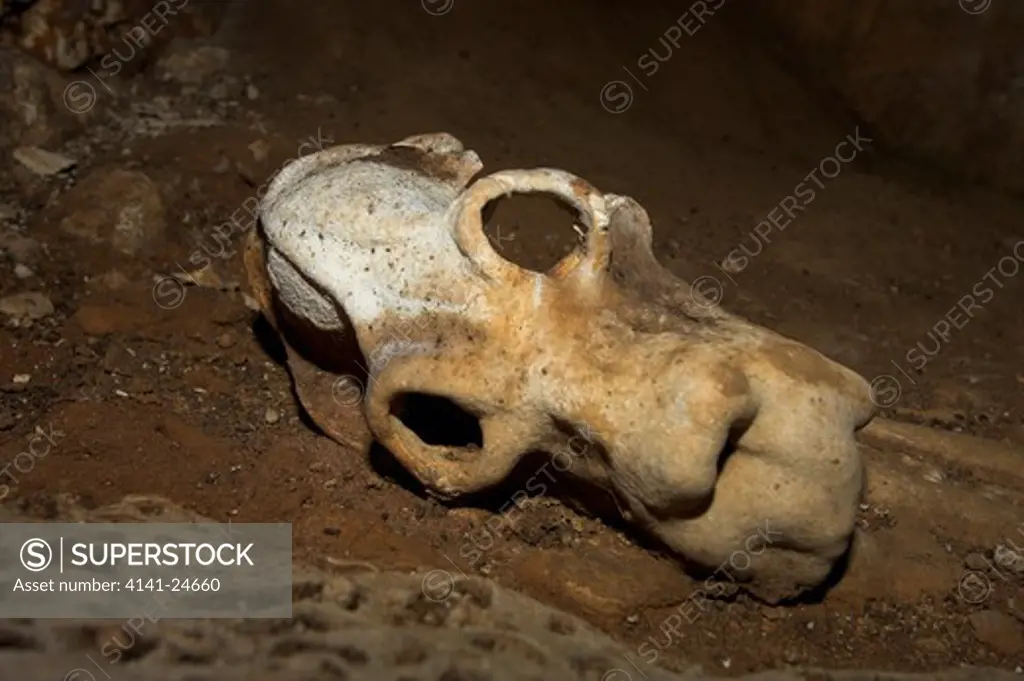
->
[1,0,1023,677]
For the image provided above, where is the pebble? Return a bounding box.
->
[0,406,16,430]
[154,43,231,85]
[95,270,129,290]
[59,169,166,256]
[1009,598,1024,623]
[264,408,281,425]
[209,82,229,100]
[13,146,76,176]
[914,637,947,654]
[249,140,270,163]
[994,543,1024,575]
[246,83,260,100]
[0,234,41,264]
[12,374,30,385]
[241,293,261,312]
[965,552,989,571]
[13,264,33,279]
[0,291,54,321]
[969,609,1024,656]
[216,333,237,349]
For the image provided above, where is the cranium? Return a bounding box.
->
[244,132,875,601]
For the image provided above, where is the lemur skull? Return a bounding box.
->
[244,132,875,601]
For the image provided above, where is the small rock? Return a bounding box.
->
[994,543,1024,575]
[154,41,231,85]
[0,233,41,264]
[245,83,260,100]
[248,140,270,163]
[58,168,165,256]
[101,343,134,376]
[241,292,260,311]
[13,264,33,279]
[0,48,70,149]
[209,82,229,100]
[969,609,1024,656]
[94,270,129,290]
[914,637,947,654]
[0,291,54,320]
[1009,598,1024,623]
[12,374,31,385]
[965,552,990,571]
[264,408,280,425]
[0,406,16,430]
[216,332,236,349]
[14,146,76,176]
[15,0,110,70]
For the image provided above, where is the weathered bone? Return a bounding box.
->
[244,133,876,601]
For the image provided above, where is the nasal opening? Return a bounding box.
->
[388,391,484,448]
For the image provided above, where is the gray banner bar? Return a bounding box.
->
[0,523,292,618]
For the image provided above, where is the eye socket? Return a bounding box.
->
[481,194,587,275]
[388,392,484,448]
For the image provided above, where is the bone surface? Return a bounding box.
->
[245,132,877,601]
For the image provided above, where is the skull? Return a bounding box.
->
[244,133,875,601]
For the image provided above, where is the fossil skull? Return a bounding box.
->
[244,132,875,601]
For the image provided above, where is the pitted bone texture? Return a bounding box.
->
[247,132,877,602]
[0,496,1015,681]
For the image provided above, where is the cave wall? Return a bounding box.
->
[754,0,1024,194]
[3,0,1024,195]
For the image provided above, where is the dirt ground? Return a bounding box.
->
[1,0,1023,677]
